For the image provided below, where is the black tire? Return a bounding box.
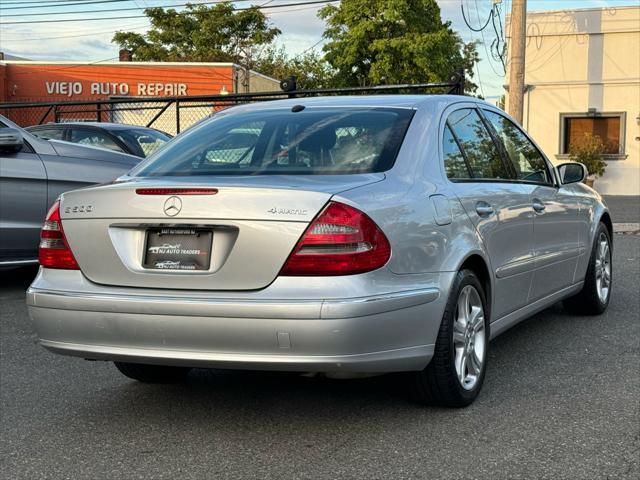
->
[563,222,612,315]
[413,269,489,407]
[114,362,191,383]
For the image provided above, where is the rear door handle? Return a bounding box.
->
[475,202,494,217]
[532,200,546,213]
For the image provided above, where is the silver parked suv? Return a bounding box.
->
[27,96,612,407]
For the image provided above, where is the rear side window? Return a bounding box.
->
[30,128,65,140]
[70,128,124,153]
[132,107,414,176]
[482,110,552,184]
[114,128,171,157]
[446,109,511,180]
[443,125,470,179]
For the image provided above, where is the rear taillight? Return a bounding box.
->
[280,202,391,276]
[38,201,79,270]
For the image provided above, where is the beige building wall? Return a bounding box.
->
[233,66,281,93]
[248,70,281,92]
[506,6,640,195]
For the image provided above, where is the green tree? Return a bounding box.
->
[318,0,479,93]
[112,2,281,64]
[254,46,335,90]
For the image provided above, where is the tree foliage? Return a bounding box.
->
[112,2,280,64]
[318,0,479,93]
[254,46,335,90]
[112,0,480,94]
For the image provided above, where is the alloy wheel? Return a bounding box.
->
[453,285,486,390]
[595,232,611,303]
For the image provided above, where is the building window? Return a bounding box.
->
[561,113,625,155]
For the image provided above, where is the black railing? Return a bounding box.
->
[0,71,465,135]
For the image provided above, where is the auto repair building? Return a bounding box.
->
[0,52,279,132]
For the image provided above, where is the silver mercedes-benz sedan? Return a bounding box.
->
[27,95,612,407]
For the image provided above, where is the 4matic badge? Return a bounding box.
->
[267,207,308,216]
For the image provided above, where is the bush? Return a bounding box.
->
[568,132,607,177]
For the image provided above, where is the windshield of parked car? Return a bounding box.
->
[114,128,171,157]
[131,107,414,176]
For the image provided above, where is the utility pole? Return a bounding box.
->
[508,0,526,124]
[238,42,252,93]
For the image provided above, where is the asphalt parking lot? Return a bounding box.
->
[1,234,638,480]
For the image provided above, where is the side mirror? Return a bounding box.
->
[0,128,24,154]
[557,162,587,185]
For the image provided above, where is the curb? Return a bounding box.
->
[613,223,640,235]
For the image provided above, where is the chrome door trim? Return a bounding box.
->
[534,248,582,269]
[496,248,582,279]
[495,256,537,278]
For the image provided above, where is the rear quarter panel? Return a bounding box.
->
[334,98,493,316]
[334,99,490,276]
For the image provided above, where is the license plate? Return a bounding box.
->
[143,228,212,271]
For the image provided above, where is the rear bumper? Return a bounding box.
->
[27,270,451,373]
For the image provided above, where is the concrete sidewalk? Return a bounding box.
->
[604,195,640,223]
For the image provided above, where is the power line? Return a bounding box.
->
[0,0,335,24]
[0,0,243,17]
[0,23,151,42]
[0,0,130,11]
[1,0,110,3]
[461,0,493,32]
[460,0,506,77]
[0,0,107,4]
[296,37,324,57]
[0,1,336,43]
[491,2,507,73]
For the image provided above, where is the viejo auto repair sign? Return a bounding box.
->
[45,81,188,97]
[0,62,236,103]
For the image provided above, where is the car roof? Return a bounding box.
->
[30,122,157,131]
[208,95,496,124]
[222,94,486,112]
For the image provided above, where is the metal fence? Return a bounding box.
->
[0,73,465,136]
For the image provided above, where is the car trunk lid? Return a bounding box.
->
[58,174,383,290]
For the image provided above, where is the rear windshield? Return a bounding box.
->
[132,107,414,176]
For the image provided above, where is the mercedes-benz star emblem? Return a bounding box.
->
[163,196,182,217]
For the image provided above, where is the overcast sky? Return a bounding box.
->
[1,0,637,101]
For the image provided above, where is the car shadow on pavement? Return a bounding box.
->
[0,265,38,289]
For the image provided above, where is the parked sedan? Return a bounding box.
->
[0,115,140,265]
[26,122,171,158]
[26,96,612,407]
